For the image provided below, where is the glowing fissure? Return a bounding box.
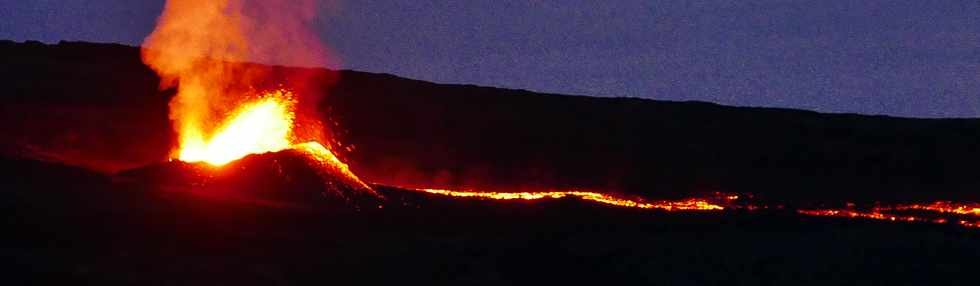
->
[409,186,980,229]
[797,202,980,228]
[884,201,980,216]
[412,188,728,211]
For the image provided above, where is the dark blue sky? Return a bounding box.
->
[2,0,979,118]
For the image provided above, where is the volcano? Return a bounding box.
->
[2,41,980,284]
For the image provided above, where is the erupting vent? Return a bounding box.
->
[174,89,372,192]
[140,0,371,193]
[178,90,295,166]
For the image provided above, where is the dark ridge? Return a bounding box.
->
[2,40,979,204]
[322,57,980,203]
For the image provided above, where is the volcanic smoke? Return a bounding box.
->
[141,0,370,191]
[142,0,329,146]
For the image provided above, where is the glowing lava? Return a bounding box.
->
[798,201,980,228]
[175,89,371,191]
[178,90,295,166]
[886,201,980,216]
[412,188,728,211]
[294,141,373,191]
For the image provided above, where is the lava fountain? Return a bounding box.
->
[141,0,370,191]
[174,89,371,190]
[177,90,294,166]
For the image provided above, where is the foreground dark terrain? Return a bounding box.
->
[1,41,979,284]
[2,156,977,285]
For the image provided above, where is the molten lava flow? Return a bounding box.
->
[796,209,944,223]
[393,185,980,229]
[886,201,980,216]
[294,141,373,191]
[412,188,728,211]
[798,201,980,228]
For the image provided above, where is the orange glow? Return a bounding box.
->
[798,202,980,228]
[142,0,328,163]
[139,1,371,191]
[796,209,937,223]
[960,220,980,228]
[294,141,374,191]
[173,89,371,191]
[886,201,980,217]
[178,90,295,166]
[412,188,727,211]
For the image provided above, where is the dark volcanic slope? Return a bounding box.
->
[326,71,980,203]
[2,40,980,203]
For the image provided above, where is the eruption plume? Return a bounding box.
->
[141,0,371,192]
[142,0,329,152]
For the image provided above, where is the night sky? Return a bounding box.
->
[2,0,979,118]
